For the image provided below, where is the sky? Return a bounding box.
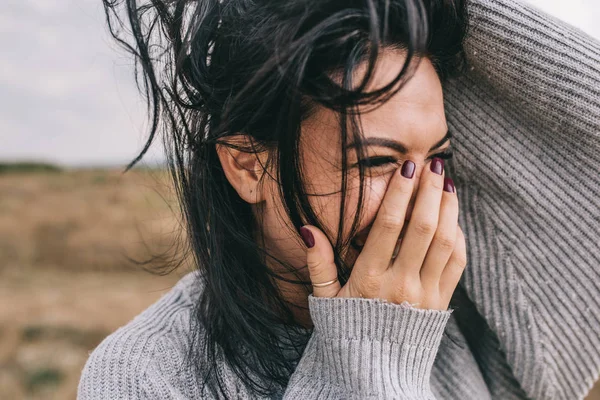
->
[1,0,599,168]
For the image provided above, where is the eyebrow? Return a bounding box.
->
[348,130,453,154]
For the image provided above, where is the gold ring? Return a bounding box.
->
[312,278,339,288]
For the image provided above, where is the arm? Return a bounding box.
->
[283,295,453,399]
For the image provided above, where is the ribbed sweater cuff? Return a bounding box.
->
[307,295,453,396]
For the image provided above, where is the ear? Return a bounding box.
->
[216,135,269,204]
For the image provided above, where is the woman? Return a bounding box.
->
[79,0,600,398]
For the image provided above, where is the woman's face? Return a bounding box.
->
[258,47,451,281]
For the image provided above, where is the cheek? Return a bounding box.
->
[296,166,394,242]
[358,177,389,224]
[342,175,391,235]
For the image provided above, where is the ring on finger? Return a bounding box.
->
[312,278,339,288]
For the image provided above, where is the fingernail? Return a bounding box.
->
[443,177,455,193]
[299,226,315,248]
[401,160,415,179]
[431,157,444,175]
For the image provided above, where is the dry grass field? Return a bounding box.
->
[0,166,598,399]
[0,166,186,398]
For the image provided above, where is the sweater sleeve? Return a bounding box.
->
[282,295,453,399]
[442,0,600,398]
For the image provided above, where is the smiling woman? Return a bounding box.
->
[78,0,600,398]
[290,50,457,275]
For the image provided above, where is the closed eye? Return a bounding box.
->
[355,156,397,168]
[354,149,453,169]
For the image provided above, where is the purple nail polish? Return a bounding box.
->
[299,226,315,248]
[401,160,415,179]
[431,157,444,175]
[443,177,455,193]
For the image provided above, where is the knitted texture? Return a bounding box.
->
[77,272,453,399]
[78,0,600,398]
[441,0,600,398]
[284,296,452,398]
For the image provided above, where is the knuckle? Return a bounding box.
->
[379,213,405,231]
[434,233,456,251]
[393,281,422,303]
[355,276,380,296]
[413,218,436,236]
[360,261,382,278]
[451,252,468,269]
[307,258,324,274]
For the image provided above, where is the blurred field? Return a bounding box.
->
[0,166,187,399]
[0,165,598,399]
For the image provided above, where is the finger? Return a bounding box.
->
[355,160,416,277]
[439,224,468,302]
[299,225,341,297]
[392,158,445,279]
[420,177,458,285]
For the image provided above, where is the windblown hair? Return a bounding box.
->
[102,0,470,397]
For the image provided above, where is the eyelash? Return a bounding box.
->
[355,150,454,169]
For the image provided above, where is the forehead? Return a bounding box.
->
[302,49,448,155]
[358,54,447,145]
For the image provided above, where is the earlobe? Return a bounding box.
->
[216,137,267,204]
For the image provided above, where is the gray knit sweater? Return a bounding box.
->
[78,0,600,398]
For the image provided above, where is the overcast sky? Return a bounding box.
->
[1,0,599,168]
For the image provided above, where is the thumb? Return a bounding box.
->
[299,225,341,298]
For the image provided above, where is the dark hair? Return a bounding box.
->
[103,0,470,397]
